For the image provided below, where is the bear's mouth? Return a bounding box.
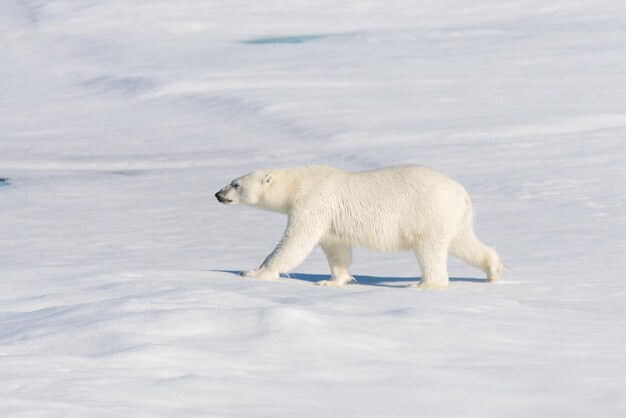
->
[215,191,233,204]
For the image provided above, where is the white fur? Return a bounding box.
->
[216,165,502,288]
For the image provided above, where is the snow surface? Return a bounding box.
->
[2,0,626,416]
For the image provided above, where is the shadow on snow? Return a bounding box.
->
[214,270,486,288]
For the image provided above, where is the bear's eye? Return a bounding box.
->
[232,183,240,189]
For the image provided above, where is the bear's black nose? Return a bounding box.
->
[215,191,222,201]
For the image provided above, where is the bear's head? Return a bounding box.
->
[215,170,274,207]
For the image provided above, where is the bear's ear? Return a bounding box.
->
[261,173,273,184]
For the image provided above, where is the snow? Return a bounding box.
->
[1,0,626,416]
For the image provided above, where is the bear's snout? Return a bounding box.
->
[215,189,232,204]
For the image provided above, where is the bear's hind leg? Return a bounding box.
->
[449,227,503,283]
[410,238,450,289]
[316,240,354,287]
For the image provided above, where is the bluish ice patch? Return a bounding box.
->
[0,178,9,187]
[81,75,155,95]
[243,34,330,45]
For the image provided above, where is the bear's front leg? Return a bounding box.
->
[410,238,450,289]
[240,268,280,281]
[247,209,327,282]
[316,240,355,287]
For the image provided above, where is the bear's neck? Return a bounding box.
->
[256,170,298,214]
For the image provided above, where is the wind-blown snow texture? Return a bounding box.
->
[2,1,626,417]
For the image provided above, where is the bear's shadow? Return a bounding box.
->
[216,270,485,287]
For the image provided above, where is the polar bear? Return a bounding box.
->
[215,165,502,288]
